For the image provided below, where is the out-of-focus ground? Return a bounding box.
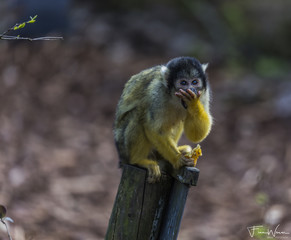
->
[0,1,291,239]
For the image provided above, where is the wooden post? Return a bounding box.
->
[105,164,199,240]
[159,167,199,239]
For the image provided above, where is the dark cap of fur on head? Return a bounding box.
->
[164,56,207,91]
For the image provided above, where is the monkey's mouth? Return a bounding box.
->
[180,88,201,109]
[190,88,198,95]
[181,100,187,109]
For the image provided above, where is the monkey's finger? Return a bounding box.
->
[175,92,184,99]
[185,159,195,167]
[180,156,195,167]
[179,89,192,101]
[147,165,161,183]
[147,170,157,183]
[175,92,190,103]
[147,176,157,183]
[176,91,193,104]
[186,89,198,99]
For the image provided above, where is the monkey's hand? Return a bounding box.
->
[175,89,200,108]
[178,145,192,155]
[184,144,202,167]
[174,154,195,169]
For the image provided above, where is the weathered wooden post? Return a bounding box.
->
[105,164,199,240]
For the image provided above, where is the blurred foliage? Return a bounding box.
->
[255,192,269,207]
[79,0,291,73]
[255,56,289,78]
[221,2,248,37]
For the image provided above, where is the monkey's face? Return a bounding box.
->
[173,77,206,109]
[174,78,204,96]
[163,57,209,108]
[164,56,208,95]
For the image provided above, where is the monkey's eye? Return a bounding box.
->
[180,80,187,85]
[192,79,199,85]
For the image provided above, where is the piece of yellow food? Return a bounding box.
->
[184,144,202,167]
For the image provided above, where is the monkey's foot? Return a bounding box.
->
[133,159,161,183]
[179,156,195,168]
[146,164,161,183]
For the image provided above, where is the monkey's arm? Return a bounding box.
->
[184,99,212,143]
[175,89,212,143]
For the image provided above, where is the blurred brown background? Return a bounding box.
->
[0,0,291,239]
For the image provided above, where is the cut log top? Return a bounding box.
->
[170,166,200,186]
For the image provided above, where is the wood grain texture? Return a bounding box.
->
[105,164,199,240]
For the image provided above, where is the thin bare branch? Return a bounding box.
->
[0,15,63,41]
[0,35,64,41]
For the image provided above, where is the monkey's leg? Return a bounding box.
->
[171,122,194,164]
[144,129,194,169]
[129,135,161,183]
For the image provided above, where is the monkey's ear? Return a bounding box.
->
[202,63,209,72]
[161,65,169,86]
[161,65,169,75]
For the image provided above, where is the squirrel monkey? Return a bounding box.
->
[114,57,212,183]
